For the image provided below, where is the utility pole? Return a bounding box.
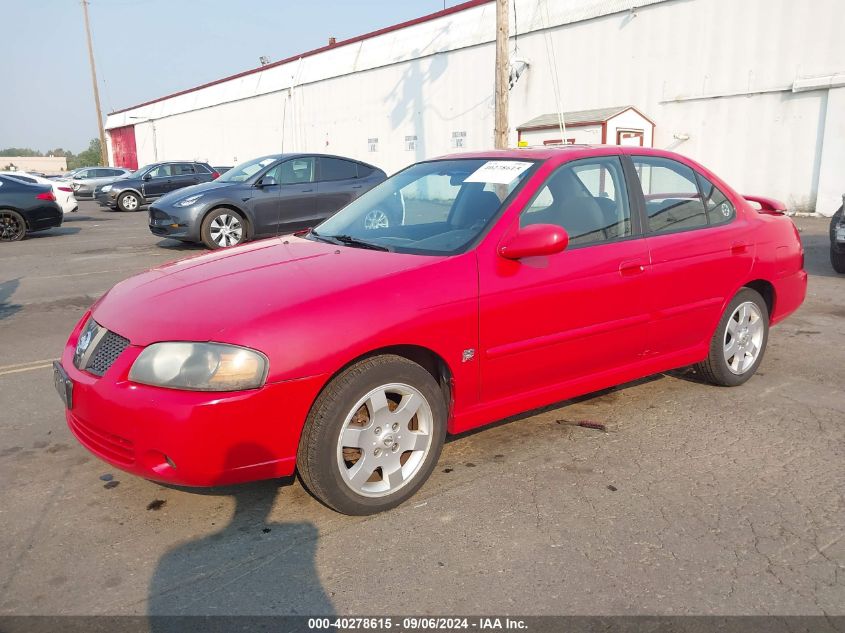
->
[81,0,108,166]
[493,0,509,149]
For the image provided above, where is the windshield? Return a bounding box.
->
[128,165,153,178]
[311,158,537,255]
[217,156,278,183]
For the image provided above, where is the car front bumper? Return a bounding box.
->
[148,204,204,241]
[58,314,326,486]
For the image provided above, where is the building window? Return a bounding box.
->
[368,138,378,152]
[451,131,467,148]
[405,135,417,151]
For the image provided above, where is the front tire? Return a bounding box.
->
[117,191,141,212]
[696,288,769,386]
[297,355,447,515]
[0,210,26,242]
[201,208,247,249]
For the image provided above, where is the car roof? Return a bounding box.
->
[432,145,688,163]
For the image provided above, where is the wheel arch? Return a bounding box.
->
[743,279,776,321]
[314,344,455,421]
[0,206,29,229]
[117,187,143,199]
[200,203,254,240]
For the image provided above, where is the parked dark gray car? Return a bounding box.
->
[148,153,387,249]
[100,161,218,212]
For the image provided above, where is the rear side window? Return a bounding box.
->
[320,158,358,181]
[632,156,707,233]
[173,164,196,175]
[193,164,211,174]
[697,174,735,226]
[520,156,632,246]
[357,163,374,178]
[10,175,37,184]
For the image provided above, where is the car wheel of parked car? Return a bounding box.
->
[201,208,247,249]
[0,210,27,242]
[362,209,391,230]
[117,192,141,212]
[297,354,447,515]
[696,288,769,387]
[830,207,845,274]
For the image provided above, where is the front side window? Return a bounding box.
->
[632,156,707,233]
[278,158,315,184]
[319,158,357,181]
[147,164,173,179]
[697,174,735,226]
[520,156,632,246]
[312,158,536,255]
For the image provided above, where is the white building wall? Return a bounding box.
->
[520,124,602,146]
[106,0,845,214]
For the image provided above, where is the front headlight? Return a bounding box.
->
[175,194,203,207]
[129,342,268,391]
[101,185,112,193]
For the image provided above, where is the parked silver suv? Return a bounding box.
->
[62,167,133,198]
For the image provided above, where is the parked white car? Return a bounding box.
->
[0,171,78,214]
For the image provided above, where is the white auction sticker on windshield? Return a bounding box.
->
[464,161,533,185]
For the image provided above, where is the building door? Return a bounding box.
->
[109,126,138,169]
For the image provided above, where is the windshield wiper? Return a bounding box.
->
[317,232,391,252]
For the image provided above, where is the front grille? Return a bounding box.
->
[87,330,131,376]
[149,207,170,222]
[68,413,135,465]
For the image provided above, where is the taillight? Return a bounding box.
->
[58,186,73,192]
[36,191,56,201]
[211,171,220,180]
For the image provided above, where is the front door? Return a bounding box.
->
[479,155,650,402]
[141,164,173,199]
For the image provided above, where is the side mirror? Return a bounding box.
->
[142,173,152,181]
[498,223,569,260]
[73,174,82,180]
[258,176,278,187]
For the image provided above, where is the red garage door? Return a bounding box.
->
[109,125,138,169]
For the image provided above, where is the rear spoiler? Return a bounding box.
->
[743,195,787,215]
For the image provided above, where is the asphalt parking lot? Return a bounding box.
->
[0,201,843,617]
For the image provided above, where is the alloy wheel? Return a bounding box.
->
[209,214,243,247]
[723,301,764,374]
[336,383,433,498]
[363,209,389,230]
[121,194,138,211]
[0,211,25,241]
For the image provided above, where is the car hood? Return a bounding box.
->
[156,180,234,206]
[91,236,446,347]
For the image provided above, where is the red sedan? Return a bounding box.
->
[55,147,807,515]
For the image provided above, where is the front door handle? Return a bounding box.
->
[352,184,363,189]
[619,260,647,276]
[301,188,314,193]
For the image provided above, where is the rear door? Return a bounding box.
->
[315,157,360,221]
[627,154,753,357]
[170,163,200,191]
[479,154,651,401]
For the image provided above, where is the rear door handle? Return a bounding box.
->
[619,260,647,276]
[301,188,313,193]
[731,241,750,255]
[352,184,363,189]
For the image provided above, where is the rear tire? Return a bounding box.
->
[695,288,769,387]
[117,191,141,212]
[297,355,447,515]
[0,210,26,242]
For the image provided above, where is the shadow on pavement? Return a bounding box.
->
[148,444,334,628]
[155,239,206,252]
[27,227,82,238]
[0,278,21,320]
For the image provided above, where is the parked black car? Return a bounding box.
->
[0,175,63,242]
[99,161,219,212]
[149,153,387,249]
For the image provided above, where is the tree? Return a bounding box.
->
[67,138,103,170]
[0,147,42,157]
